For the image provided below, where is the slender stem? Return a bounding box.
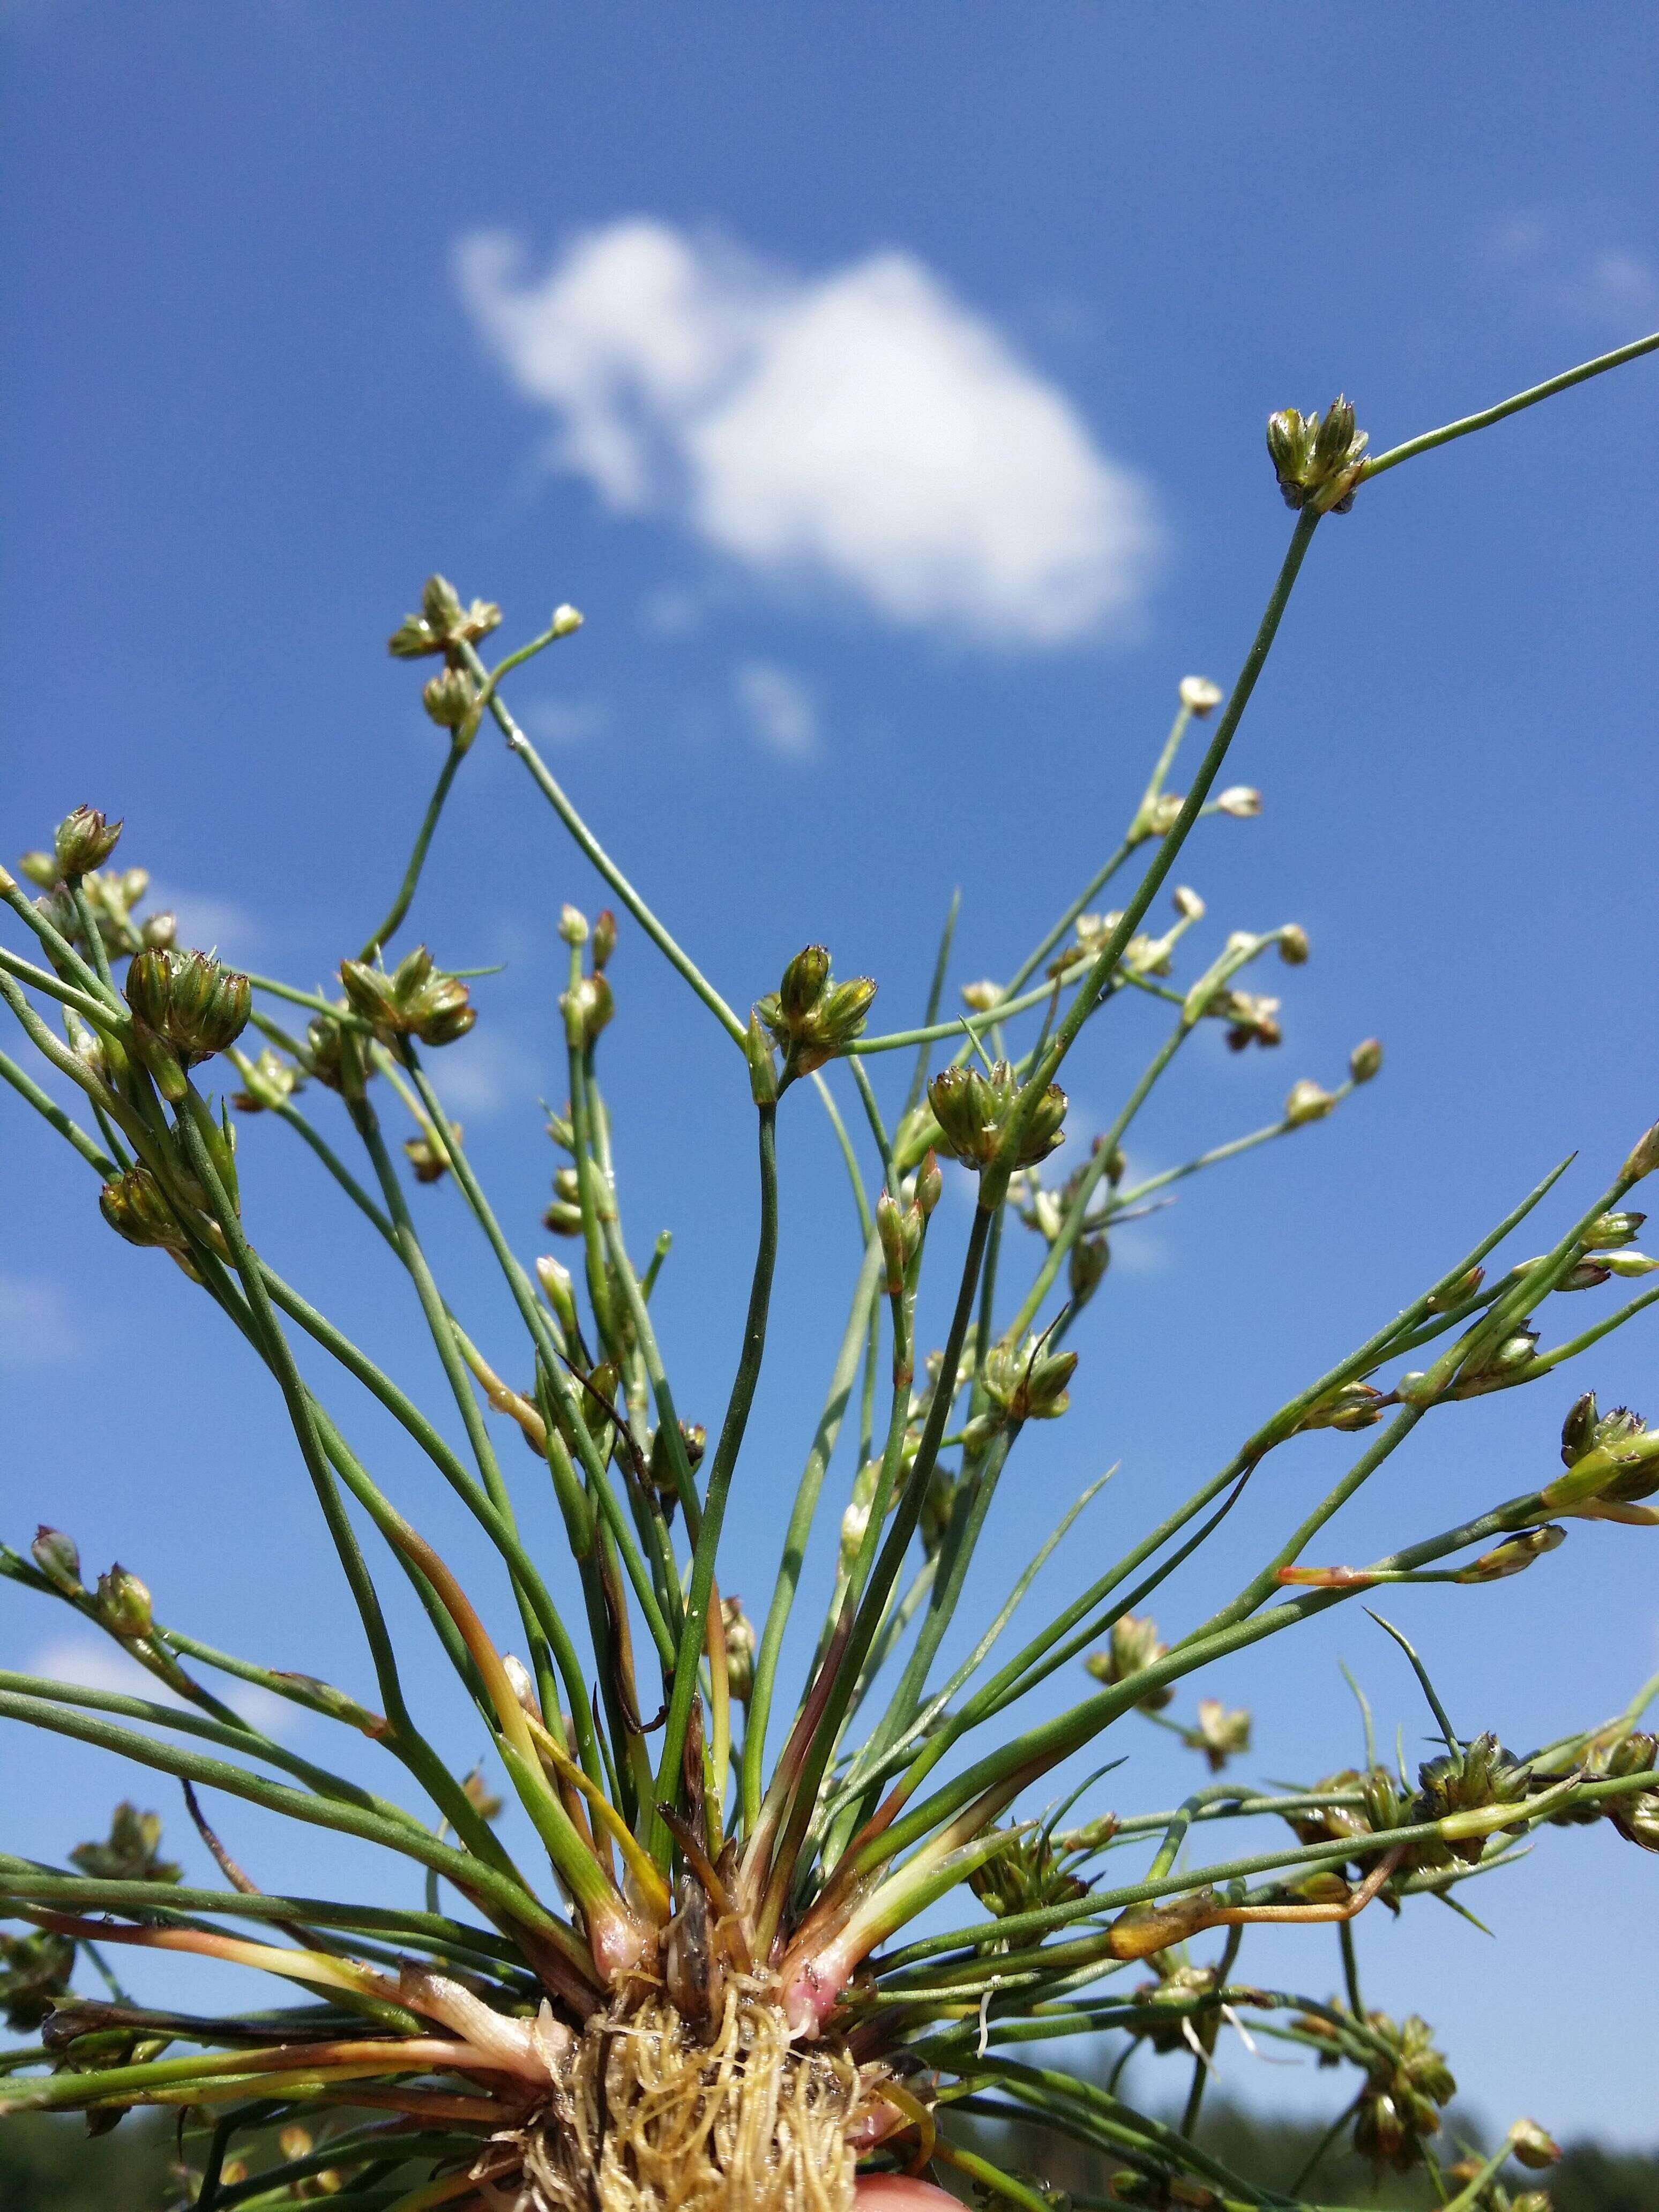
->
[565,967,623,1355]
[162,1123,517,1871]
[253,1258,597,1784]
[360,739,467,959]
[460,638,746,1044]
[399,1048,674,1670]
[868,1425,1018,1773]
[767,1207,992,1918]
[1100,1101,1346,1221]
[342,1085,564,1707]
[848,1055,895,1189]
[0,1691,573,1950]
[932,2141,1055,2212]
[0,1670,408,1820]
[228,1060,398,1240]
[1195,1407,1426,1639]
[0,871,124,1007]
[1289,2094,1363,2197]
[244,974,372,1028]
[1180,1922,1242,2140]
[1001,839,1137,1006]
[812,1069,875,1239]
[656,1102,779,1858]
[173,1097,411,1732]
[1515,1277,1659,1378]
[903,885,960,1113]
[1003,508,1322,1167]
[1361,330,1659,481]
[1142,699,1193,806]
[832,1469,1114,1812]
[742,1226,884,1832]
[1011,1017,1187,1339]
[67,878,116,992]
[1338,1916,1364,2017]
[850,974,1062,1056]
[0,1045,115,1172]
[0,942,120,1028]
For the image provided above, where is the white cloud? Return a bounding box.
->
[526,698,609,746]
[736,661,818,760]
[1489,216,1658,324]
[418,1027,541,1120]
[0,1274,83,1369]
[28,1635,295,1736]
[458,220,1161,645]
[1570,248,1658,319]
[638,587,704,637]
[146,883,266,963]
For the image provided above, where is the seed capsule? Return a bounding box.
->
[54,806,123,878]
[125,948,251,1065]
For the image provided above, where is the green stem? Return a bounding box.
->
[847,1055,895,1189]
[460,638,746,1044]
[0,1671,409,1822]
[1180,1923,1243,2140]
[1193,1406,1426,1639]
[1338,1915,1364,2017]
[360,739,466,959]
[769,1207,991,1910]
[1289,2094,1364,2198]
[342,1083,560,1702]
[850,974,1062,1057]
[252,1258,599,1787]
[66,879,116,991]
[903,885,959,1113]
[1439,2133,1525,2212]
[1361,330,1659,481]
[162,1128,515,1874]
[173,1096,411,1734]
[0,1692,577,1956]
[812,1069,874,1238]
[399,1048,674,1671]
[1000,839,1137,1006]
[0,1044,115,1172]
[0,871,124,1008]
[1002,508,1322,1165]
[655,1102,779,1859]
[831,1468,1114,1810]
[1514,1277,1659,1379]
[868,1425,1018,1775]
[742,1225,885,1832]
[0,942,121,1028]
[1099,1103,1342,1221]
[244,974,372,1028]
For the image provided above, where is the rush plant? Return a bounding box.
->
[3,331,1659,2212]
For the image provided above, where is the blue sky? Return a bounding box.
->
[4,1,1659,2146]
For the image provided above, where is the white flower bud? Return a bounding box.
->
[1213,786,1261,818]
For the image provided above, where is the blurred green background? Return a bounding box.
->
[6,2103,1659,2212]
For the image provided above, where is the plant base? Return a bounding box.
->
[496,1976,868,2212]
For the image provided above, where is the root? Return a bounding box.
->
[490,1975,869,2212]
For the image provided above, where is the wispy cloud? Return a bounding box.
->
[1489,215,1658,325]
[458,220,1162,646]
[0,1274,84,1369]
[146,883,267,963]
[28,1634,295,1736]
[638,587,704,638]
[525,698,610,746]
[417,1027,542,1121]
[736,662,818,761]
